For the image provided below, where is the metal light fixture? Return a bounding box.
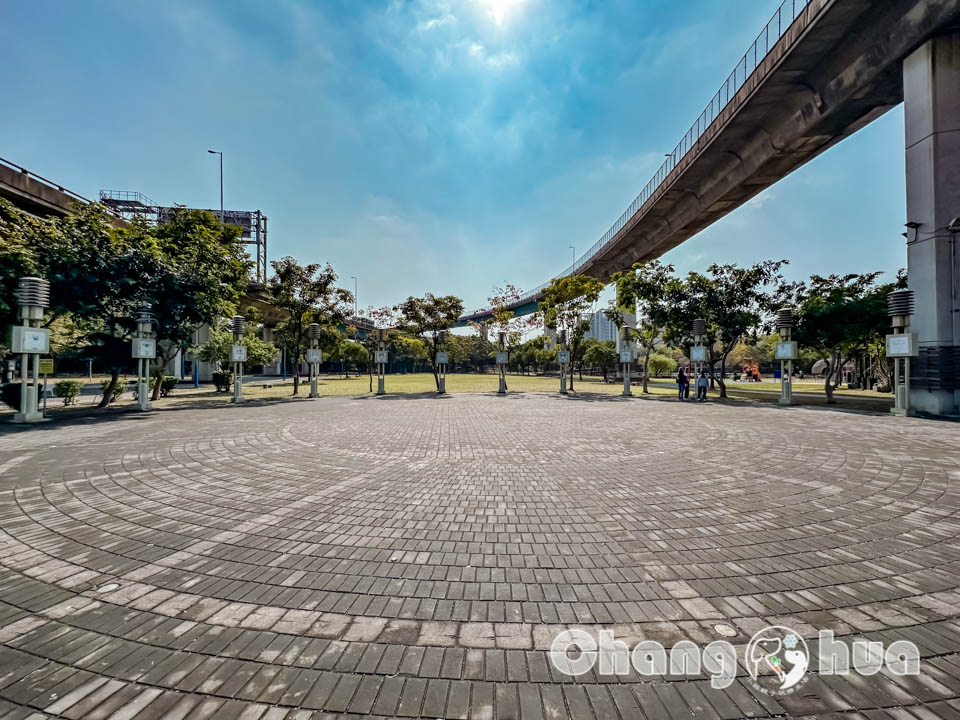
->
[11,276,51,422]
[887,289,916,416]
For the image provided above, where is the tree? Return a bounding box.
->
[646,352,677,378]
[609,260,674,393]
[395,294,464,391]
[198,319,277,369]
[780,272,897,402]
[356,306,397,391]
[582,340,618,382]
[665,261,786,398]
[0,201,166,406]
[269,257,354,396]
[538,275,605,391]
[140,209,250,400]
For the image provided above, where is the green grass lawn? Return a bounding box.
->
[1,372,892,420]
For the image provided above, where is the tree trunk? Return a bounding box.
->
[99,369,119,408]
[823,353,836,403]
[293,373,300,395]
[151,374,162,401]
[714,353,728,398]
[642,347,651,394]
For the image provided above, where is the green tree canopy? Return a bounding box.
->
[269,256,354,395]
[538,274,605,391]
[395,293,464,390]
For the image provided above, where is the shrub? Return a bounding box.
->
[646,352,678,378]
[54,380,84,406]
[212,370,233,392]
[160,376,177,397]
[100,378,127,404]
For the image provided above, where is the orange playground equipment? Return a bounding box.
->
[741,357,762,381]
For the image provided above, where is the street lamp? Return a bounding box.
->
[132,303,156,412]
[11,276,51,423]
[775,308,797,406]
[307,323,323,398]
[232,315,247,403]
[207,150,223,223]
[351,276,358,320]
[887,289,916,416]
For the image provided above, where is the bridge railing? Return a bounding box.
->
[467,0,814,319]
[0,155,98,206]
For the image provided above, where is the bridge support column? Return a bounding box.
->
[904,32,960,416]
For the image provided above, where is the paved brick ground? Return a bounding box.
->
[0,393,959,719]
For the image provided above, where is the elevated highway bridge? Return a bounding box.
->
[461,0,960,416]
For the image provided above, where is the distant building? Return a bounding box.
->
[583,310,617,343]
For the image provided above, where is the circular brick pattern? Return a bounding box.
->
[0,393,959,718]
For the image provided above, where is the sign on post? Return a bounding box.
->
[774,341,798,360]
[306,348,323,364]
[375,350,389,364]
[436,351,449,364]
[38,358,54,375]
[231,345,248,363]
[690,346,706,362]
[132,338,157,359]
[619,350,633,363]
[886,333,917,357]
[557,351,570,364]
[496,351,509,365]
[11,326,50,353]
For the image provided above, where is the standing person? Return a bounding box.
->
[677,367,687,400]
[696,371,709,401]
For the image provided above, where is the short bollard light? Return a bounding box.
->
[307,323,323,398]
[132,303,156,411]
[775,308,797,406]
[887,289,916,416]
[10,276,51,423]
[232,315,247,403]
[496,331,508,394]
[557,329,569,395]
[375,328,387,395]
[436,330,448,394]
[620,326,633,397]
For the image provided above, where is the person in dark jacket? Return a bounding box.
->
[677,368,687,400]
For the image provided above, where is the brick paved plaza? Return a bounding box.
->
[1,393,959,719]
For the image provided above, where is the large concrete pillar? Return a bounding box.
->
[904,32,960,416]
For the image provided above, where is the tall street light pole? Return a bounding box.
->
[569,245,575,270]
[351,276,358,319]
[207,150,223,222]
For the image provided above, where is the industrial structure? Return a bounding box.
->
[99,189,269,284]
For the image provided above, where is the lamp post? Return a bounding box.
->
[375,328,387,395]
[569,245,575,269]
[621,326,633,396]
[436,330,448,394]
[207,150,223,223]
[775,308,796,406]
[232,315,247,403]
[497,331,508,394]
[11,276,51,423]
[133,303,156,411]
[887,289,916,416]
[351,276,358,321]
[558,329,569,394]
[307,323,323,398]
[691,318,706,400]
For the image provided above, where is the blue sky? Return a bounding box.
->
[1,0,907,313]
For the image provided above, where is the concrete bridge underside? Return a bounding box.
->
[463,0,960,414]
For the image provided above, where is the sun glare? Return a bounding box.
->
[477,0,524,26]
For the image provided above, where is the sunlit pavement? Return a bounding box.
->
[0,393,959,719]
